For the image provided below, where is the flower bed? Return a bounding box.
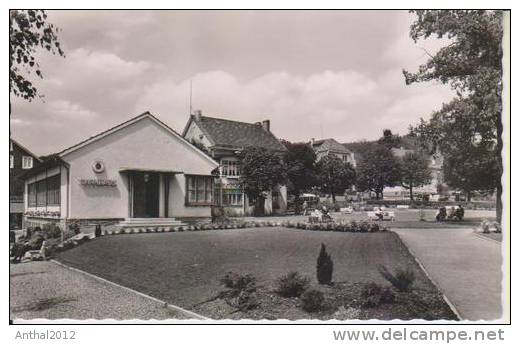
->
[286,220,387,232]
[98,219,388,236]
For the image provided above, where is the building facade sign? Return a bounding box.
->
[79,179,117,187]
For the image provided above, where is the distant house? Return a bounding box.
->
[20,112,219,230]
[182,111,288,216]
[9,139,41,229]
[311,138,356,167]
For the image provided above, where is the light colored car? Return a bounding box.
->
[340,206,354,214]
[367,210,395,221]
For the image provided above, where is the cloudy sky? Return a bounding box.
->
[11,10,455,156]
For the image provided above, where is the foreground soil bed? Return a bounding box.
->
[57,227,456,320]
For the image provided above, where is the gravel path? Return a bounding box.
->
[10,260,194,321]
[393,227,503,321]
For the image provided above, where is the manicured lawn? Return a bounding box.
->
[57,227,455,320]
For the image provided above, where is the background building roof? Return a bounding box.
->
[190,115,287,152]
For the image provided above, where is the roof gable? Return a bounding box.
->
[58,112,218,166]
[10,139,42,162]
[312,138,351,154]
[187,115,287,152]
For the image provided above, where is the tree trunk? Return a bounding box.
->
[409,186,414,201]
[254,197,265,216]
[466,191,472,202]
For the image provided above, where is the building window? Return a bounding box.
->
[46,174,61,205]
[186,175,213,206]
[27,174,61,208]
[222,188,243,206]
[221,159,240,177]
[22,156,33,169]
[28,182,37,207]
[10,155,13,169]
[36,179,47,206]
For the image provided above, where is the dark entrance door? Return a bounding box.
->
[132,172,159,218]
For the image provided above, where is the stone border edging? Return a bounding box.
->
[50,259,208,320]
[392,233,463,321]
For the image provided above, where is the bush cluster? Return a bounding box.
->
[361,282,396,308]
[378,265,415,292]
[276,272,310,297]
[301,289,325,312]
[220,272,259,311]
[288,220,386,233]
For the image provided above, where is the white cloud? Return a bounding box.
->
[135,69,455,144]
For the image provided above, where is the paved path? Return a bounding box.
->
[10,260,193,321]
[393,227,503,321]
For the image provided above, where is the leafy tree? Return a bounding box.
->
[282,140,318,197]
[355,144,401,200]
[238,146,287,215]
[404,10,504,221]
[316,155,356,203]
[442,143,499,201]
[399,151,432,201]
[10,10,64,101]
[378,129,401,149]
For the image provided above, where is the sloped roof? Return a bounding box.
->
[10,138,42,162]
[312,138,352,154]
[186,115,287,152]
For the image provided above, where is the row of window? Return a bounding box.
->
[186,175,213,206]
[221,159,240,177]
[27,174,61,207]
[9,155,33,169]
[186,175,244,207]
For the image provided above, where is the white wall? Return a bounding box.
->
[62,116,217,219]
[169,174,212,217]
[183,120,213,147]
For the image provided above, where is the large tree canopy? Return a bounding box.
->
[355,144,401,200]
[282,140,319,197]
[404,10,504,219]
[316,155,356,203]
[238,146,287,215]
[10,10,64,101]
[399,151,432,201]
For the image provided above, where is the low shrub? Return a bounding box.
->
[361,282,396,308]
[221,272,257,294]
[219,272,259,311]
[301,289,325,312]
[276,272,310,297]
[378,265,415,292]
[317,243,334,285]
[226,290,259,311]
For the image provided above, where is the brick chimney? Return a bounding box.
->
[262,119,270,132]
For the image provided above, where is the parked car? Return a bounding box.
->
[367,207,395,221]
[340,206,354,214]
